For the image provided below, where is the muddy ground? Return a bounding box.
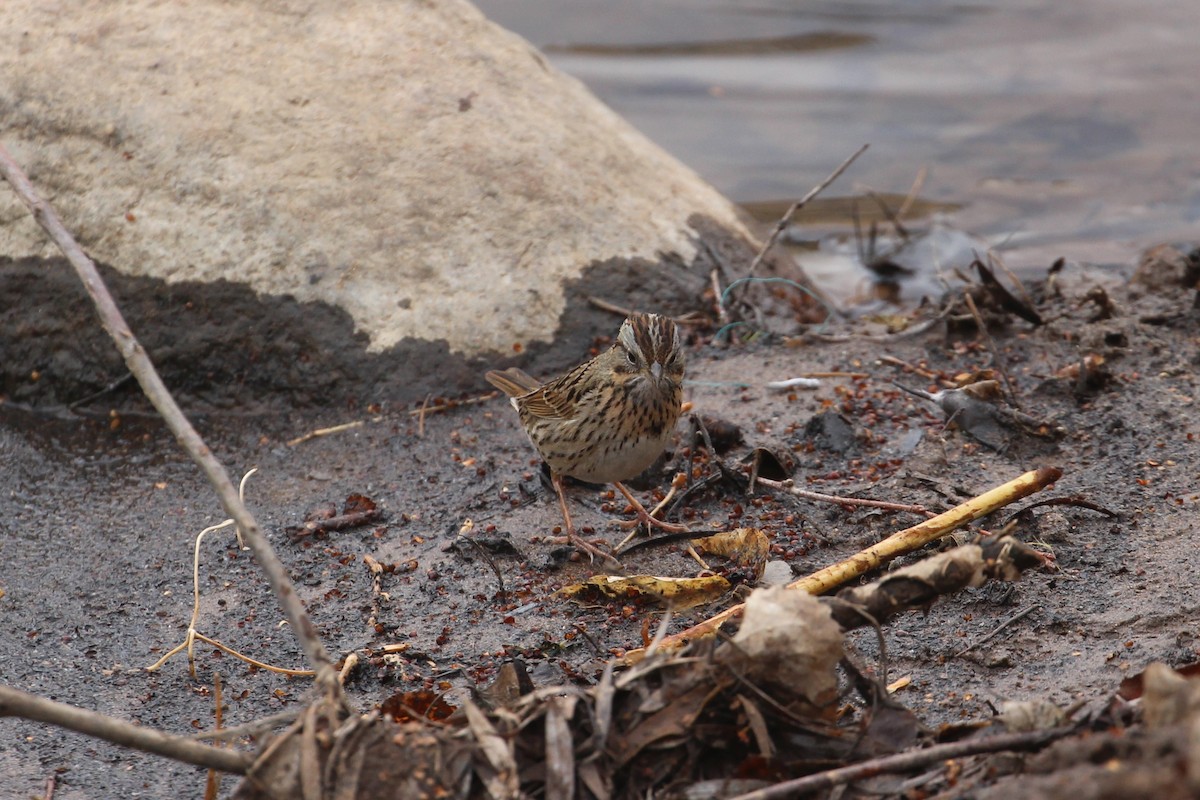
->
[1,249,1198,798]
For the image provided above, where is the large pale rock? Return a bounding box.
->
[0,0,765,407]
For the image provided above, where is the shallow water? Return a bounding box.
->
[476,0,1199,298]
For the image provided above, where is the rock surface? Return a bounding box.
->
[0,0,763,407]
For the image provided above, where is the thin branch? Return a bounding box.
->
[744,144,868,279]
[286,420,365,447]
[586,295,708,325]
[954,603,1040,658]
[0,685,251,775]
[407,391,499,417]
[0,143,342,699]
[724,726,1074,800]
[895,165,928,220]
[192,709,304,742]
[710,268,728,323]
[756,478,931,514]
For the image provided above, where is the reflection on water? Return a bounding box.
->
[544,31,872,57]
[476,0,1199,297]
[740,195,961,227]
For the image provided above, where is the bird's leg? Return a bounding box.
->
[548,472,622,570]
[612,481,707,568]
[613,481,690,533]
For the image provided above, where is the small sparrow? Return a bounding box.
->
[486,313,687,565]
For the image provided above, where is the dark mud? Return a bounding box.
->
[1,251,1198,797]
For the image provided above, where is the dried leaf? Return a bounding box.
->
[592,662,615,752]
[1142,662,1200,728]
[343,493,377,515]
[577,761,611,800]
[996,699,1068,732]
[610,682,715,768]
[380,690,458,723]
[726,586,843,707]
[559,574,731,610]
[477,661,534,710]
[691,528,770,577]
[854,702,924,757]
[463,701,519,800]
[975,257,1044,325]
[545,697,576,800]
[1118,659,1200,701]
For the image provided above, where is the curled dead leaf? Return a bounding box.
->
[559,574,731,610]
[690,528,770,579]
[724,585,843,707]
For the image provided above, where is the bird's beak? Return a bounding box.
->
[650,362,663,379]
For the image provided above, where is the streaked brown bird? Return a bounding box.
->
[486,312,686,565]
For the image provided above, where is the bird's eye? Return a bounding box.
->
[624,348,638,366]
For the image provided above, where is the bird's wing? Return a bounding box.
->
[487,366,577,419]
[485,368,541,397]
[517,383,577,420]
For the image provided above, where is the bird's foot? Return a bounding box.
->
[615,512,690,533]
[612,480,690,534]
[547,532,623,572]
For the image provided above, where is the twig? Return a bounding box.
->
[417,394,432,437]
[289,392,502,447]
[0,144,342,698]
[289,508,384,539]
[1001,495,1118,526]
[0,685,250,774]
[162,631,316,677]
[145,473,315,677]
[724,726,1074,800]
[744,144,869,279]
[286,420,365,447]
[954,604,1039,657]
[67,372,135,409]
[865,189,910,242]
[570,622,606,657]
[455,533,508,601]
[192,709,303,742]
[587,295,635,317]
[587,296,708,325]
[895,165,928,220]
[852,196,868,266]
[990,250,1037,313]
[756,478,931,514]
[406,391,499,416]
[710,268,728,323]
[338,652,359,684]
